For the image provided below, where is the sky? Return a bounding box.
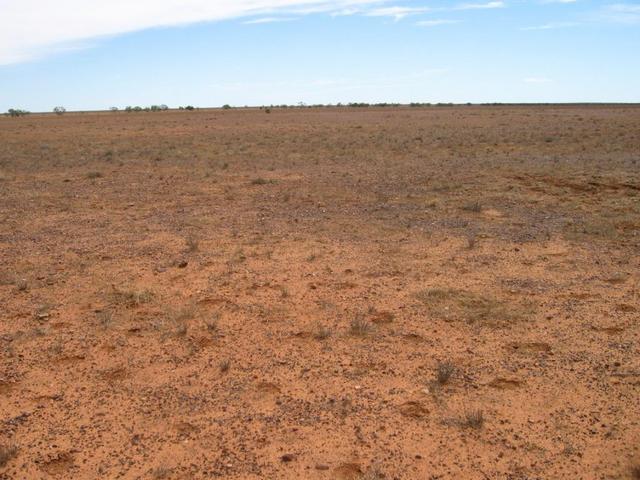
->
[0,0,639,111]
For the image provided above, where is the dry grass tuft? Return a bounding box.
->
[466,232,477,249]
[205,313,219,334]
[349,316,373,337]
[462,409,484,429]
[219,359,230,373]
[96,310,114,329]
[312,322,331,340]
[250,177,270,185]
[0,444,18,468]
[461,201,482,213]
[185,236,199,252]
[436,361,455,385]
[150,466,172,479]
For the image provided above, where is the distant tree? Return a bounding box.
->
[7,108,29,117]
[53,106,66,115]
[133,106,143,112]
[159,104,169,111]
[222,104,232,110]
[110,107,119,112]
[185,105,195,111]
[125,106,133,112]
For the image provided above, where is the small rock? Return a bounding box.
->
[177,260,188,268]
[281,454,295,463]
[315,464,330,470]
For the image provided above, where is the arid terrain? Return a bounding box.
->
[0,105,639,479]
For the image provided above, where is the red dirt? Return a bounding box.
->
[1,106,639,479]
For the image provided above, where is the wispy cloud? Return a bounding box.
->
[454,1,505,10]
[521,21,579,30]
[330,7,362,15]
[416,19,461,26]
[598,3,640,24]
[365,6,431,20]
[0,0,391,65]
[243,17,296,24]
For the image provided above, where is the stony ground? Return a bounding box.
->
[0,105,639,479]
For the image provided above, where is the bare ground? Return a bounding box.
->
[0,105,639,479]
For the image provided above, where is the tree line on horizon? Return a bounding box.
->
[4,102,465,117]
[8,101,603,117]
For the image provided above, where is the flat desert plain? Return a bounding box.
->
[0,105,639,479]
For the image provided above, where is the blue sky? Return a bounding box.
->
[1,0,639,111]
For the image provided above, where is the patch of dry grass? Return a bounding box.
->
[415,288,528,326]
[110,285,154,307]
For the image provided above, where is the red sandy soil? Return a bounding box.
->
[0,106,639,479]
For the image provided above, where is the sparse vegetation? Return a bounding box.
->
[1,105,636,479]
[53,106,66,115]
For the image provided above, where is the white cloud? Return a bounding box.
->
[365,6,431,20]
[416,19,461,26]
[0,0,389,65]
[455,1,505,10]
